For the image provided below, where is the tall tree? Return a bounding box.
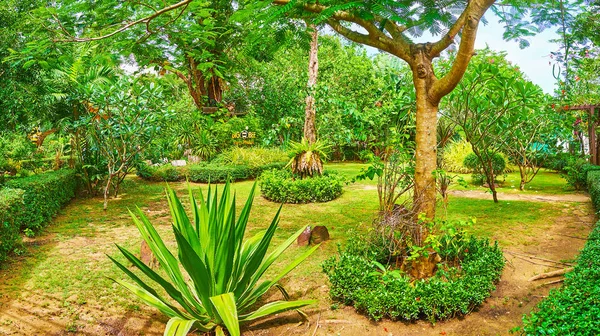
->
[303,23,319,144]
[268,0,496,220]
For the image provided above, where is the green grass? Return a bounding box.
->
[450,169,575,195]
[0,163,581,333]
[441,196,556,246]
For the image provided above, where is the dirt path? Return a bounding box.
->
[449,189,590,203]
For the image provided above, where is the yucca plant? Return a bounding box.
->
[108,182,319,336]
[287,138,330,179]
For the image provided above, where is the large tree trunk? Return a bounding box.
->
[411,47,438,225]
[303,24,319,144]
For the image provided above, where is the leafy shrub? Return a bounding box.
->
[463,152,506,184]
[323,232,504,322]
[588,170,600,211]
[137,162,286,183]
[0,189,25,264]
[562,157,600,190]
[259,169,344,203]
[212,147,288,168]
[19,156,70,172]
[110,183,318,336]
[5,169,77,232]
[188,164,252,183]
[543,152,571,172]
[442,140,474,173]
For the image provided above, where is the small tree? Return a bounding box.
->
[501,104,556,190]
[442,50,544,202]
[80,77,170,209]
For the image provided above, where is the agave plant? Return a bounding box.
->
[108,183,319,336]
[287,138,330,179]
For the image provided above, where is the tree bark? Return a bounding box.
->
[412,46,438,222]
[103,173,113,211]
[303,24,319,144]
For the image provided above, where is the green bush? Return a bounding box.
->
[137,162,286,183]
[562,157,600,190]
[588,170,600,211]
[442,140,474,173]
[0,188,25,264]
[323,233,504,322]
[5,169,78,232]
[463,152,506,184]
[188,164,252,183]
[19,156,70,172]
[212,147,288,168]
[543,152,571,172]
[259,169,344,203]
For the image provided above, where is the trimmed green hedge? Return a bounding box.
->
[4,169,77,232]
[0,169,77,264]
[259,169,345,203]
[137,162,286,183]
[0,189,25,263]
[521,170,600,334]
[323,235,504,322]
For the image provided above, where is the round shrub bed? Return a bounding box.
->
[259,169,344,203]
[322,234,504,322]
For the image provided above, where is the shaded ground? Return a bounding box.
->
[0,173,595,336]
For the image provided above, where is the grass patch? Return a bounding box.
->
[0,164,580,334]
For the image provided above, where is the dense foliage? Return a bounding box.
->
[137,162,286,183]
[110,183,318,336]
[259,169,345,203]
[521,170,600,334]
[323,230,504,322]
[0,188,25,264]
[4,169,77,232]
[463,152,506,185]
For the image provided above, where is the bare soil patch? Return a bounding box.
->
[450,189,590,203]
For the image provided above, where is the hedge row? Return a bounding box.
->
[521,170,600,334]
[0,189,25,264]
[0,169,77,264]
[259,169,345,203]
[137,162,286,183]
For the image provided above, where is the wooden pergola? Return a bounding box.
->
[568,104,600,164]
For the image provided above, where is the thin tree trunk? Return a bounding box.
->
[103,173,113,211]
[519,165,526,191]
[303,24,319,144]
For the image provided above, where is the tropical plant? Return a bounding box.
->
[287,138,330,178]
[109,183,318,336]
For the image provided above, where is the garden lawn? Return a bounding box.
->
[0,164,594,336]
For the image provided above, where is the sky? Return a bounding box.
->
[471,19,560,94]
[362,18,561,94]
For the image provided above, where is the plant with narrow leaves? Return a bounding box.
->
[287,138,330,178]
[108,182,319,336]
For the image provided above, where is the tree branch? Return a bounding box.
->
[272,0,412,61]
[429,0,496,103]
[54,0,193,42]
